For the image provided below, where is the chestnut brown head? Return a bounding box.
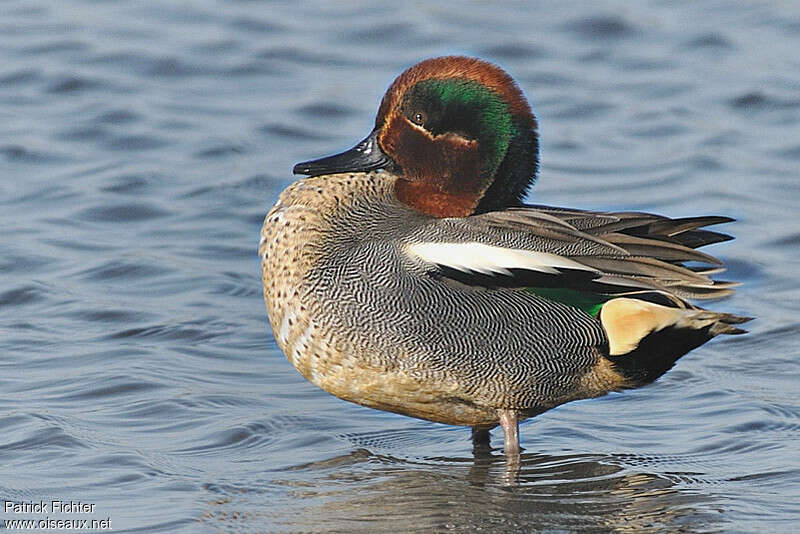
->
[294,56,539,217]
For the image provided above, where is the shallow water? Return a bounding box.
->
[1,0,799,532]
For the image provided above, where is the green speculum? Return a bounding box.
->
[409,79,514,177]
[524,287,610,317]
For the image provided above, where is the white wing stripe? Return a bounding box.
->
[406,242,598,275]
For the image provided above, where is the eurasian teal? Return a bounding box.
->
[260,56,749,455]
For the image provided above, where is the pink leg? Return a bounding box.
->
[471,426,491,450]
[497,409,520,456]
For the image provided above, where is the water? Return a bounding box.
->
[1,0,798,532]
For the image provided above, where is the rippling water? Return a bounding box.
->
[2,1,799,532]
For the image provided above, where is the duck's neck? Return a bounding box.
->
[395,180,480,218]
[475,119,539,213]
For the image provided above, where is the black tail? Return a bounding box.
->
[606,326,710,385]
[606,319,749,387]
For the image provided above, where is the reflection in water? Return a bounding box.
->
[201,448,721,533]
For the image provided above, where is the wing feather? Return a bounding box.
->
[404,204,737,301]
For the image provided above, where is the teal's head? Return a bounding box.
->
[294,56,539,217]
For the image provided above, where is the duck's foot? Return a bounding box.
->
[497,409,520,456]
[471,426,492,454]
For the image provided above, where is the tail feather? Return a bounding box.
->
[599,298,752,386]
[707,312,752,336]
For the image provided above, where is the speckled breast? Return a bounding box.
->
[259,173,501,426]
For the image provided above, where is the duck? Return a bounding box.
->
[260,56,750,455]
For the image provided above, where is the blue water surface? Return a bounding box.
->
[1,1,799,532]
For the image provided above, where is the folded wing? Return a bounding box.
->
[404,205,738,303]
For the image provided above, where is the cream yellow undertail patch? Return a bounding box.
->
[600,298,751,356]
[600,298,685,356]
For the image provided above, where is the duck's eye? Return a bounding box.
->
[411,111,427,126]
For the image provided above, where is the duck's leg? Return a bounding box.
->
[497,409,520,456]
[471,426,491,452]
